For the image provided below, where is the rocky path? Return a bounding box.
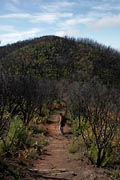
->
[28,113,112,180]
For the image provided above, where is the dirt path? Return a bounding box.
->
[28,113,112,180]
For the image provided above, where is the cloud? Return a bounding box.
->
[60,16,93,28]
[93,4,120,11]
[0,25,17,32]
[0,12,73,23]
[0,12,73,24]
[0,13,30,19]
[89,14,120,29]
[55,29,81,37]
[0,28,41,45]
[41,1,75,12]
[31,12,73,23]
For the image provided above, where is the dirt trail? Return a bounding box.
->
[28,113,112,180]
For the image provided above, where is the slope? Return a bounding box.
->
[0,35,120,87]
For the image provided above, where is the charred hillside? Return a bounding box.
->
[0,35,120,87]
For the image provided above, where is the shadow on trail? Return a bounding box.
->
[64,131,72,135]
[30,171,68,180]
[47,120,55,124]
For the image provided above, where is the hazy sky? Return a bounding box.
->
[0,0,120,50]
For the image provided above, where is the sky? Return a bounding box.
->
[0,0,120,50]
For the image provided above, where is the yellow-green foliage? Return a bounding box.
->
[89,144,114,167]
[0,116,28,154]
[72,119,81,137]
[68,144,79,154]
[68,139,80,153]
[0,115,48,159]
[41,104,50,117]
[112,132,120,147]
[68,136,86,159]
[71,118,118,167]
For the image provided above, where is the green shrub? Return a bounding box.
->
[30,124,47,134]
[68,144,79,154]
[0,116,29,155]
[68,137,80,154]
[88,144,114,167]
[72,119,81,137]
[88,144,98,164]
[39,133,48,146]
[101,148,114,167]
[41,104,50,117]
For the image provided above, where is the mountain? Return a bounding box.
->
[0,35,120,87]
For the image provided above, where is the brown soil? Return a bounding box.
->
[27,113,114,180]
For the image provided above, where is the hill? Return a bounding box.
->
[0,35,120,87]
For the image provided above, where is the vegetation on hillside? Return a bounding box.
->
[1,35,120,86]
